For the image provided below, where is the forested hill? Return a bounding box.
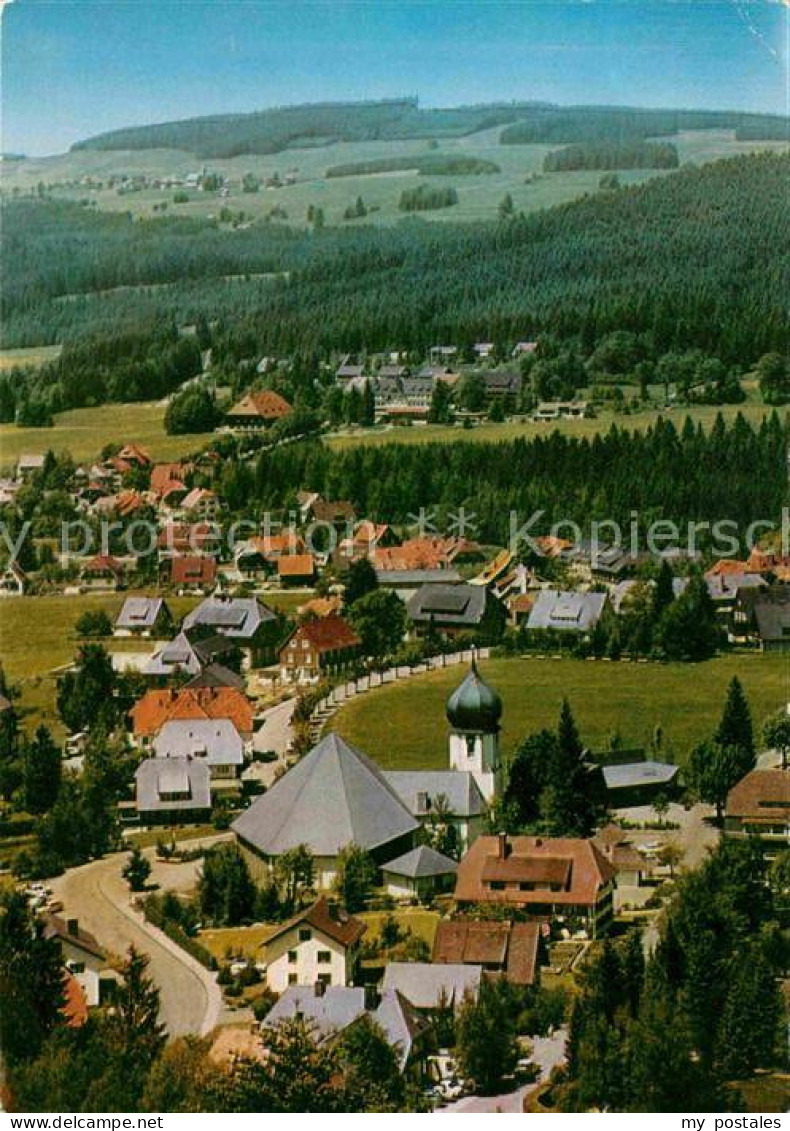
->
[4,152,787,365]
[70,98,789,158]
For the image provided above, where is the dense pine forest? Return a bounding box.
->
[70,97,788,158]
[543,141,679,172]
[3,154,788,371]
[236,413,787,546]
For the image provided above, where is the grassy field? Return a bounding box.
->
[0,345,62,371]
[327,398,774,451]
[330,654,789,769]
[3,127,786,230]
[0,402,215,470]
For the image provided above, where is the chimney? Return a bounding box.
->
[497,832,509,860]
[66,918,79,937]
[314,980,326,998]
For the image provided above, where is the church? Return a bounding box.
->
[232,661,503,886]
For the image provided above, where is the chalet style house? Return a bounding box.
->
[725,768,790,849]
[278,613,361,683]
[225,389,292,430]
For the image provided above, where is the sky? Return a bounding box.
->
[2,0,788,156]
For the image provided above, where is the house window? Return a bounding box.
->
[299,928,311,942]
[288,950,298,963]
[288,974,298,985]
[68,961,86,974]
[317,950,331,964]
[317,973,332,986]
[490,881,505,891]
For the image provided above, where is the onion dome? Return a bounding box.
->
[446,660,503,732]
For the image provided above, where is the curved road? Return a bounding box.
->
[51,842,225,1037]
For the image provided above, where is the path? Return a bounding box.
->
[51,839,226,1037]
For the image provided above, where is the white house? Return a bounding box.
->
[262,897,366,993]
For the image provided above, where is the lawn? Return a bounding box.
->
[359,908,441,951]
[0,402,215,469]
[0,345,62,371]
[0,592,200,736]
[330,653,789,769]
[199,923,278,963]
[327,399,772,452]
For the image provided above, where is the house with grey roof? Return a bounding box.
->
[406,582,506,642]
[143,632,203,679]
[383,770,486,851]
[182,593,280,665]
[381,845,458,901]
[375,568,462,601]
[152,718,246,783]
[232,733,419,888]
[526,589,611,637]
[114,596,173,638]
[134,757,212,825]
[263,984,431,1075]
[382,962,482,1013]
[601,760,680,808]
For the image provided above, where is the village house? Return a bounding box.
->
[406,582,506,642]
[382,962,481,1014]
[593,825,654,889]
[180,487,221,522]
[152,717,246,783]
[129,686,255,748]
[78,554,126,591]
[15,453,46,481]
[454,833,616,938]
[43,915,108,1008]
[182,593,281,665]
[234,532,307,577]
[164,553,217,592]
[278,613,361,684]
[277,553,316,586]
[260,896,366,992]
[225,389,292,430]
[134,756,212,825]
[725,768,790,849]
[113,596,173,638]
[263,983,431,1078]
[0,563,26,597]
[526,589,611,638]
[382,770,487,852]
[741,586,790,652]
[142,630,238,681]
[380,845,458,901]
[534,401,591,422]
[432,919,540,987]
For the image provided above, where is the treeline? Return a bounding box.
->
[544,141,679,172]
[5,154,786,369]
[0,327,201,422]
[500,105,787,145]
[326,154,500,178]
[398,184,458,211]
[70,97,537,159]
[240,413,787,546]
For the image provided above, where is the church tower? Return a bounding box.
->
[445,659,502,802]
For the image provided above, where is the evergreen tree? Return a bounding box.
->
[198,844,256,925]
[455,980,519,1095]
[122,845,152,892]
[716,944,782,1078]
[714,676,754,759]
[0,891,66,1067]
[23,725,61,815]
[333,843,378,913]
[343,556,379,608]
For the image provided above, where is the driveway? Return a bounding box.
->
[437,1031,566,1115]
[51,839,225,1038]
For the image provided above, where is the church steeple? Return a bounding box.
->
[446,661,502,801]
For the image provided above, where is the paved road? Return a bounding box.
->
[51,841,225,1038]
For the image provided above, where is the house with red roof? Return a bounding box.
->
[454,832,616,937]
[226,389,292,430]
[129,686,255,747]
[166,553,217,591]
[278,613,361,683]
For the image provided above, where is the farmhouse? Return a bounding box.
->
[225,389,292,429]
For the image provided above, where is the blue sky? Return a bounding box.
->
[2,0,788,155]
